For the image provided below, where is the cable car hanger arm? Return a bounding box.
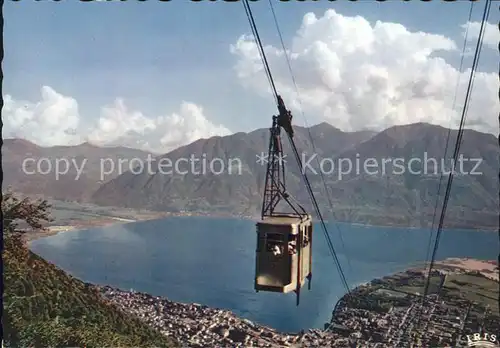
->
[260,99,307,219]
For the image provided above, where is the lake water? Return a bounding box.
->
[29,216,498,333]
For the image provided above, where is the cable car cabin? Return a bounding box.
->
[254,214,312,303]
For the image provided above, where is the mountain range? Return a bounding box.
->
[2,138,151,202]
[3,122,498,230]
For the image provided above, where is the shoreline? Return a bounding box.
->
[23,205,499,346]
[24,211,168,242]
[26,208,497,243]
[94,258,498,347]
[25,213,498,346]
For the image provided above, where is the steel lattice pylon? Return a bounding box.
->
[260,105,306,219]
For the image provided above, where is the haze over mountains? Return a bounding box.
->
[3,139,151,202]
[3,122,498,230]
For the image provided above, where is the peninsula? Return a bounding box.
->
[9,195,498,347]
[97,258,499,347]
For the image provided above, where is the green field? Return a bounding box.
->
[442,273,499,313]
[390,275,443,296]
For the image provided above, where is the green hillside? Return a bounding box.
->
[3,235,178,347]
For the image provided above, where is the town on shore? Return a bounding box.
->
[23,201,499,347]
[97,258,499,347]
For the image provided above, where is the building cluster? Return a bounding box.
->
[98,286,355,347]
[97,265,498,348]
[327,268,499,348]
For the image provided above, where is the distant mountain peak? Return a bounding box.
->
[386,122,447,132]
[80,141,97,147]
[309,121,340,131]
[4,138,38,147]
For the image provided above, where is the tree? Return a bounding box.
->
[2,190,53,235]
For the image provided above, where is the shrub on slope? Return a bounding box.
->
[3,235,178,347]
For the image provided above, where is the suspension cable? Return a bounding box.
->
[267,0,354,278]
[497,37,500,319]
[423,0,475,282]
[242,0,351,295]
[288,136,351,294]
[421,0,491,308]
[241,0,278,104]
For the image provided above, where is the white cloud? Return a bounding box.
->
[86,99,231,153]
[231,9,498,134]
[3,86,82,146]
[3,86,231,153]
[4,10,497,153]
[463,21,499,50]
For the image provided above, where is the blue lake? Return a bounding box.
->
[29,216,498,333]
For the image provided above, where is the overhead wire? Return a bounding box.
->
[244,0,497,339]
[415,4,476,333]
[421,0,491,310]
[241,0,351,295]
[263,0,350,294]
[497,18,500,318]
[416,1,491,338]
[241,0,279,104]
[423,0,475,284]
[266,0,354,279]
[287,136,351,294]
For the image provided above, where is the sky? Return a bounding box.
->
[3,0,499,154]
